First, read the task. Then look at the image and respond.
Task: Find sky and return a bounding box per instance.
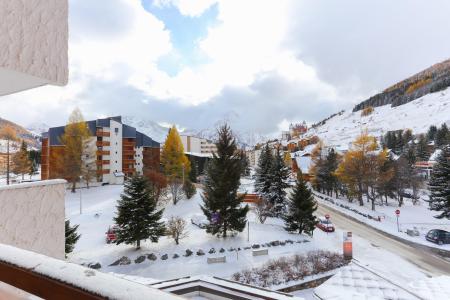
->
[2,0,450,137]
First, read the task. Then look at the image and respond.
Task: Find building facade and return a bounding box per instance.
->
[41,116,160,185]
[180,135,217,155]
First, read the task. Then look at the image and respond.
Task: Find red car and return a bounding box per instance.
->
[316,216,335,232]
[106,226,118,243]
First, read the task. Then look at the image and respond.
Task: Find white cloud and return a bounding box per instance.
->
[145,0,339,106]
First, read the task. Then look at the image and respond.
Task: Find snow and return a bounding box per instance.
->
[313,191,450,251]
[66,182,434,293]
[314,261,450,300]
[307,87,450,147]
[121,116,170,143]
[0,243,181,299]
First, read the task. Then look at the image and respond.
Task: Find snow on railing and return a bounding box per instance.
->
[0,243,182,300]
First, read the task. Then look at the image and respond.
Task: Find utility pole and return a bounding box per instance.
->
[79,176,83,214]
[6,139,10,185]
[247,220,250,242]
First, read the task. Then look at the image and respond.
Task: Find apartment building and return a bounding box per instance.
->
[180,135,217,155]
[41,116,160,185]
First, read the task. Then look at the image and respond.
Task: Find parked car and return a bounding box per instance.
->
[106,225,118,244]
[316,216,335,232]
[191,214,208,229]
[426,229,450,245]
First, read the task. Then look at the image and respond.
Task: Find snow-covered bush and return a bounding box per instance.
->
[147,253,157,261]
[231,250,346,288]
[184,249,193,257]
[134,256,146,264]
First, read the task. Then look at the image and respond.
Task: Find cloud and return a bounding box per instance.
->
[2,0,450,139]
[286,0,450,101]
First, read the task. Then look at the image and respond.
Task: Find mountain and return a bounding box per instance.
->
[353,58,450,112]
[121,116,170,144]
[26,122,50,137]
[0,117,40,152]
[307,60,450,148]
[308,87,450,148]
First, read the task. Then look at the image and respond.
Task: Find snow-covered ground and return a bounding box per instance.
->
[308,87,450,148]
[66,182,432,289]
[314,191,450,251]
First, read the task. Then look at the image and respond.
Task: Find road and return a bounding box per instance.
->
[315,201,450,276]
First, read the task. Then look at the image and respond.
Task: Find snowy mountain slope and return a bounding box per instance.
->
[307,87,450,148]
[26,122,50,137]
[121,116,170,143]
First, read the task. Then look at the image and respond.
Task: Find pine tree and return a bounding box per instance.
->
[416,134,429,161]
[200,124,249,237]
[324,148,339,196]
[161,126,190,204]
[267,147,290,216]
[428,147,450,219]
[12,140,31,180]
[65,220,81,256]
[114,175,166,249]
[284,172,317,235]
[254,144,273,197]
[428,125,438,142]
[183,179,196,199]
[435,123,450,148]
[189,156,198,183]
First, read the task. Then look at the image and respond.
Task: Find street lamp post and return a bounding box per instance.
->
[182,163,185,185]
[79,176,83,214]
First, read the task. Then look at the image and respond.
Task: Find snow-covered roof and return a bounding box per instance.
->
[150,275,304,300]
[429,149,442,162]
[185,151,213,158]
[314,261,450,300]
[294,156,312,173]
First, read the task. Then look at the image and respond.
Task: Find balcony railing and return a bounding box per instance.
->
[0,243,181,300]
[96,130,110,137]
[96,141,110,147]
[96,160,110,166]
[96,150,110,156]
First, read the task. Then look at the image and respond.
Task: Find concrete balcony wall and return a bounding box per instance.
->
[0,0,68,96]
[0,180,66,259]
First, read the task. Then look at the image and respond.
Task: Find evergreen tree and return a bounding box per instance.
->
[240,150,251,176]
[188,157,198,183]
[405,145,417,165]
[201,124,249,237]
[267,147,290,216]
[428,147,450,219]
[65,220,80,256]
[254,144,273,197]
[114,175,166,249]
[12,140,31,180]
[428,125,438,142]
[284,172,318,235]
[416,134,430,161]
[183,179,196,199]
[435,123,450,148]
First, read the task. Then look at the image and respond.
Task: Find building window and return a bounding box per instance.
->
[115,128,119,135]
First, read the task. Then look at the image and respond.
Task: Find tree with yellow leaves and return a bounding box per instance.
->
[161,125,191,204]
[0,125,17,185]
[57,108,92,192]
[335,132,379,207]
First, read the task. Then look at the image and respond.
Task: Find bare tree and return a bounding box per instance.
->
[81,138,97,188]
[166,216,188,245]
[168,178,184,205]
[254,196,272,224]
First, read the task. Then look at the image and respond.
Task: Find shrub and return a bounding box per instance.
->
[183,180,197,199]
[361,106,374,117]
[231,250,346,288]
